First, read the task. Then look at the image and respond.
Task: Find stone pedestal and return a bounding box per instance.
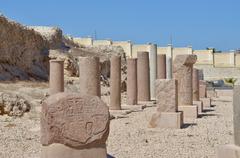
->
[157,54,166,79]
[178,105,198,119]
[137,51,150,101]
[42,144,107,158]
[127,58,138,105]
[149,44,157,100]
[149,79,183,129]
[41,93,110,158]
[49,60,64,95]
[192,68,200,101]
[110,56,121,110]
[217,144,240,158]
[193,101,203,113]
[200,98,211,108]
[149,112,183,129]
[79,57,101,97]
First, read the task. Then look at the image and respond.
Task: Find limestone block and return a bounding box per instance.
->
[41,144,107,158]
[149,112,183,129]
[178,105,198,120]
[41,93,110,148]
[200,98,211,108]
[155,79,178,112]
[193,100,203,113]
[217,144,240,158]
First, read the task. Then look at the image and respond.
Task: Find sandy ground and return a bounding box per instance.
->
[0,82,234,158]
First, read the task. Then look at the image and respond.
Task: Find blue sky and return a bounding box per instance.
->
[1,0,239,51]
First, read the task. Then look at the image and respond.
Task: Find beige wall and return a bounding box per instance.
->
[214,52,235,67]
[92,40,112,46]
[172,47,192,59]
[235,54,240,67]
[157,47,168,55]
[73,37,93,46]
[193,50,213,65]
[112,41,132,57]
[132,44,149,58]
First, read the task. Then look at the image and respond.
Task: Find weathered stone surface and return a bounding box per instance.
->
[49,60,64,95]
[155,79,178,112]
[157,54,166,79]
[199,80,207,98]
[173,55,197,106]
[137,52,150,101]
[110,56,121,110]
[127,58,138,105]
[79,57,101,97]
[217,144,240,158]
[233,85,240,146]
[41,93,110,148]
[192,68,200,101]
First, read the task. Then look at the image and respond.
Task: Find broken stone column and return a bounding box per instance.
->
[199,80,211,108]
[41,93,110,158]
[157,54,166,79]
[192,68,203,113]
[79,57,101,97]
[127,58,138,105]
[110,56,121,110]
[137,51,150,101]
[149,44,157,100]
[149,79,183,128]
[49,60,64,95]
[173,54,198,120]
[217,85,240,158]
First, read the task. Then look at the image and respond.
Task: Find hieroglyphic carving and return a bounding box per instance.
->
[41,93,110,148]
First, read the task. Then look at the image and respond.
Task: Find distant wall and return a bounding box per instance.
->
[235,54,240,67]
[93,40,112,46]
[193,50,213,65]
[73,37,93,46]
[214,53,235,67]
[172,47,192,59]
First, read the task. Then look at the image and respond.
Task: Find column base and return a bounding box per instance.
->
[193,101,203,113]
[217,144,240,158]
[149,112,183,129]
[200,98,211,108]
[41,143,107,158]
[178,105,198,120]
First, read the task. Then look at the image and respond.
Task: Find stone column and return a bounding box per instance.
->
[192,68,200,101]
[173,54,198,119]
[217,85,240,158]
[166,44,173,79]
[157,54,166,79]
[49,60,64,95]
[192,68,203,113]
[149,44,157,100]
[127,58,138,105]
[137,51,150,101]
[41,93,110,158]
[110,56,121,110]
[79,57,101,97]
